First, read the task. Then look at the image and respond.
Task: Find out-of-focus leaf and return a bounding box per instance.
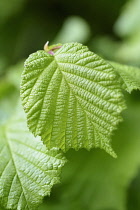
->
[91,36,120,60]
[39,93,140,210]
[0,84,18,126]
[113,0,140,66]
[114,0,140,37]
[0,61,23,125]
[0,80,13,99]
[127,169,140,210]
[6,61,24,89]
[115,32,140,65]
[53,16,90,44]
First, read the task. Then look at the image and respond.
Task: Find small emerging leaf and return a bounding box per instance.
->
[21,42,126,157]
[0,108,66,210]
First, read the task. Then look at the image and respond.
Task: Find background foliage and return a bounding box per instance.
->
[0,0,140,209]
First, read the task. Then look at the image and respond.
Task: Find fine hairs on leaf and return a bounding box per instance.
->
[0,105,66,210]
[20,42,126,158]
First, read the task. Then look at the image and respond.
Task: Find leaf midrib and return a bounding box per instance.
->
[54,59,118,137]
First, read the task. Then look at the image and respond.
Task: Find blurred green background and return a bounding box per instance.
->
[0,0,140,209]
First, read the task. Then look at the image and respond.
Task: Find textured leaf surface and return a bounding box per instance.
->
[0,109,66,210]
[111,61,140,93]
[39,96,140,210]
[21,42,126,157]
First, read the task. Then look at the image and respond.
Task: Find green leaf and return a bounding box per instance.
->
[0,61,24,126]
[0,83,19,126]
[39,95,140,210]
[110,61,140,93]
[127,170,140,210]
[21,42,126,157]
[113,34,140,66]
[114,0,140,37]
[53,16,90,44]
[0,107,66,210]
[6,61,24,89]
